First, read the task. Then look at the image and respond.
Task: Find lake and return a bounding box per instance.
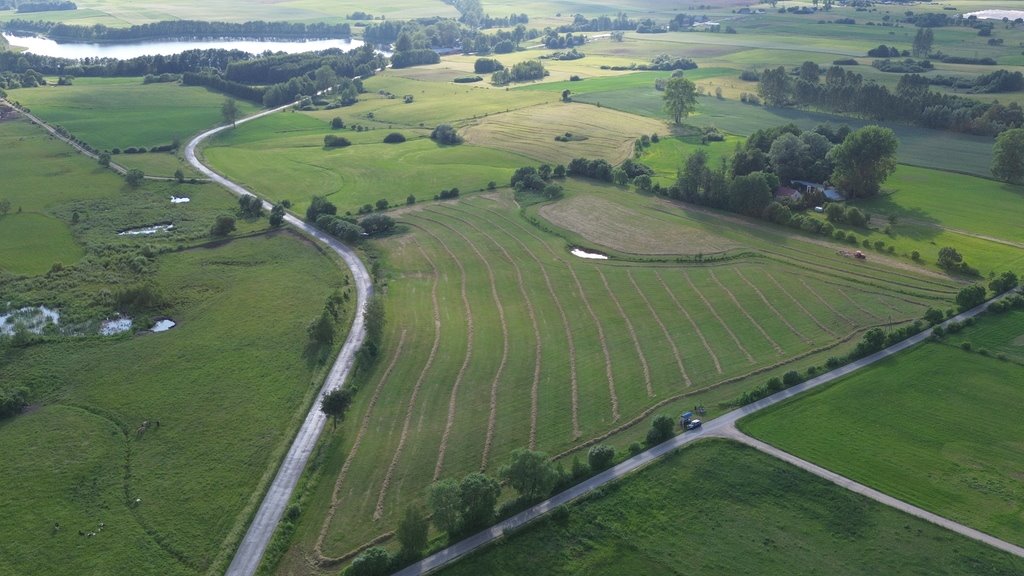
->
[1,33,366,59]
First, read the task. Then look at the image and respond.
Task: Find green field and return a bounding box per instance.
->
[741,314,1024,547]
[437,439,1024,575]
[0,118,351,575]
[272,180,960,570]
[6,77,259,150]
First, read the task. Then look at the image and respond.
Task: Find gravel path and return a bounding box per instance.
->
[184,108,373,576]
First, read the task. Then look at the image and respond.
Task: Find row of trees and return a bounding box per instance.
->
[758,63,1024,136]
[0,47,252,78]
[491,60,546,85]
[2,19,350,42]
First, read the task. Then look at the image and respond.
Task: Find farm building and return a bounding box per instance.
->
[791,180,845,202]
[774,186,803,202]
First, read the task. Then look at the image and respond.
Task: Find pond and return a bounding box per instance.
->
[170,196,190,204]
[118,223,174,236]
[1,33,366,59]
[151,319,176,332]
[570,247,609,260]
[0,306,61,335]
[99,317,133,335]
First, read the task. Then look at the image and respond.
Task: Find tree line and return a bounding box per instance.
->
[0,48,251,78]
[1,19,350,42]
[15,1,76,13]
[758,63,1024,136]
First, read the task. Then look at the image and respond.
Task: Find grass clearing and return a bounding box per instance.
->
[0,212,84,275]
[741,319,1024,547]
[436,439,1024,576]
[7,77,259,150]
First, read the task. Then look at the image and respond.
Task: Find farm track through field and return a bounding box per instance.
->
[428,207,539,464]
[836,286,881,321]
[801,278,856,327]
[597,269,654,398]
[444,205,544,450]
[415,213,508,479]
[710,269,784,355]
[569,263,620,422]
[315,329,408,555]
[765,272,837,338]
[627,270,691,387]
[655,270,722,374]
[368,238,443,526]
[735,269,810,344]
[465,200,582,438]
[682,270,756,364]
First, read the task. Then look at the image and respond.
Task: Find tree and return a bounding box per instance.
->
[210,214,236,236]
[320,387,353,430]
[221,98,239,126]
[923,307,945,325]
[308,309,335,346]
[125,168,145,187]
[956,284,986,311]
[727,172,773,217]
[937,246,963,269]
[331,116,344,129]
[588,444,615,471]
[500,449,558,501]
[767,132,809,184]
[459,472,500,531]
[989,271,1019,294]
[798,61,820,83]
[306,195,337,221]
[98,152,111,167]
[646,414,676,446]
[345,547,391,576]
[991,127,1024,183]
[663,76,697,125]
[360,213,395,235]
[912,27,934,57]
[429,478,462,536]
[0,199,10,216]
[757,66,792,107]
[561,89,571,102]
[431,123,463,145]
[269,204,285,227]
[827,126,898,198]
[396,505,429,560]
[174,168,185,183]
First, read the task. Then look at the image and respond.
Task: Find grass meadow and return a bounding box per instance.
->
[741,313,1024,547]
[436,440,1024,576]
[275,181,959,569]
[0,117,351,575]
[7,77,259,150]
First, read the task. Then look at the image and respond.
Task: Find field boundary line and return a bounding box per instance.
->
[800,278,856,327]
[765,272,837,338]
[421,208,511,470]
[467,200,582,438]
[361,237,443,531]
[735,268,810,344]
[683,270,756,363]
[836,286,882,320]
[443,205,545,452]
[627,270,691,387]
[655,270,722,373]
[710,269,784,355]
[598,268,654,397]
[314,329,407,553]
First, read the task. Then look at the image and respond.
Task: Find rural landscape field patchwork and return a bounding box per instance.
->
[2,0,1024,575]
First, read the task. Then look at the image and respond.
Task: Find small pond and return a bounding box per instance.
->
[170,196,190,204]
[151,319,176,332]
[118,223,174,236]
[570,247,609,260]
[0,306,61,335]
[99,317,133,335]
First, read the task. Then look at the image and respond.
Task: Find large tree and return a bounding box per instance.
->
[991,127,1024,183]
[396,505,429,559]
[757,66,792,107]
[221,98,239,126]
[767,132,809,185]
[428,478,462,537]
[663,76,697,125]
[499,449,558,501]
[459,472,500,531]
[912,27,934,57]
[320,387,352,429]
[827,125,898,198]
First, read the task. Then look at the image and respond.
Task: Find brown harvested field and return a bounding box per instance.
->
[461,102,665,166]
[539,191,738,255]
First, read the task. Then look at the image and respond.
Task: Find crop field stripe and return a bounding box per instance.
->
[369,237,444,522]
[800,278,857,327]
[681,270,756,364]
[315,329,408,555]
[821,279,931,309]
[627,270,692,387]
[709,269,784,355]
[429,207,539,463]
[418,212,510,477]
[734,268,810,344]
[764,272,838,338]
[836,286,882,321]
[466,200,581,438]
[654,270,722,374]
[569,263,620,421]
[597,268,654,398]
[446,204,545,449]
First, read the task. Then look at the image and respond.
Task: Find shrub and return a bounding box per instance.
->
[588,444,615,471]
[345,547,392,576]
[383,132,406,144]
[453,75,483,83]
[955,284,986,311]
[645,415,675,445]
[431,124,463,145]
[628,441,644,456]
[324,134,351,148]
[782,371,802,386]
[210,214,236,237]
[330,116,344,129]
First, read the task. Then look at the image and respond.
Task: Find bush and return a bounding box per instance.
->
[125,168,145,187]
[474,58,504,73]
[345,547,392,576]
[453,75,483,83]
[210,214,236,237]
[782,371,802,386]
[330,116,344,129]
[383,132,406,144]
[955,285,986,311]
[645,414,675,446]
[360,213,395,235]
[628,441,644,456]
[324,134,351,148]
[431,124,463,145]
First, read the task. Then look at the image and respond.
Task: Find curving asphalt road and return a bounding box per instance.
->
[184,109,372,576]
[393,289,1024,576]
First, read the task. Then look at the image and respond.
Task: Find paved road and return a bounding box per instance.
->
[184,109,373,576]
[393,290,1023,576]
